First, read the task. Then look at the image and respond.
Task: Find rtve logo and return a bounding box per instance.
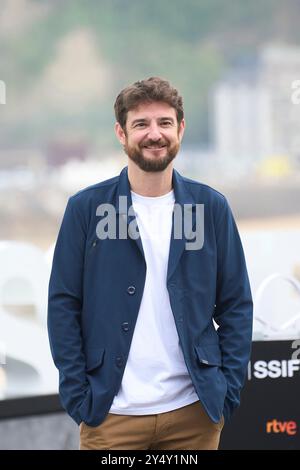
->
[248,359,300,379]
[266,419,297,436]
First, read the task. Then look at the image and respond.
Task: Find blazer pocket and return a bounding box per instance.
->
[194,344,222,367]
[85,347,105,373]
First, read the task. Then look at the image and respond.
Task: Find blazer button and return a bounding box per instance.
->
[116,357,124,368]
[127,285,136,295]
[122,322,129,332]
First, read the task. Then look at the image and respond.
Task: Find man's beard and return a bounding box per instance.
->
[124,138,180,172]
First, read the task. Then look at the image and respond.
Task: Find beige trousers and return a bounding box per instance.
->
[79,400,224,450]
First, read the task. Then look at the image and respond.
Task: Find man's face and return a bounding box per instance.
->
[115,101,185,172]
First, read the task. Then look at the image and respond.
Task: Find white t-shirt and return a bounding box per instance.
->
[109,189,199,415]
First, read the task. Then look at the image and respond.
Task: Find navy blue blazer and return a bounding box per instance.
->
[47,166,253,427]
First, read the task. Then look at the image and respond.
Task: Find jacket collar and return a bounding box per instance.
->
[116,165,196,209]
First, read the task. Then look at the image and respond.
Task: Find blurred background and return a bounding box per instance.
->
[0,0,300,449]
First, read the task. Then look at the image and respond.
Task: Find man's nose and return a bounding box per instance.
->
[147,123,161,140]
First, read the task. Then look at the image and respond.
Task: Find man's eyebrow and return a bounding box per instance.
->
[131,118,147,126]
[130,116,175,126]
[159,116,175,122]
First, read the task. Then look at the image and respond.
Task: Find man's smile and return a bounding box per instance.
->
[143,144,167,150]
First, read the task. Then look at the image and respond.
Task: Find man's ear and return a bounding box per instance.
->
[178,118,185,142]
[115,122,126,145]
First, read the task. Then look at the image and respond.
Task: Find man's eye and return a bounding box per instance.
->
[161,121,172,126]
[135,123,146,128]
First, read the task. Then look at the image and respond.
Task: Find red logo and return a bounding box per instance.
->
[266,419,297,435]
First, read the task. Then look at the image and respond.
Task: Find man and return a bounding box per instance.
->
[48,77,253,450]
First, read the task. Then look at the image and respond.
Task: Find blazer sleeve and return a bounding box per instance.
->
[214,196,253,422]
[47,195,88,425]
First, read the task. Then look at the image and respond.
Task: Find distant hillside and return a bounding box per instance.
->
[1,0,300,148]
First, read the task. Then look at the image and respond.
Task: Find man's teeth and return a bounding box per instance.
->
[145,145,166,148]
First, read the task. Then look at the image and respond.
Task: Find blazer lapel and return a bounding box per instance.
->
[116,167,145,259]
[167,169,197,282]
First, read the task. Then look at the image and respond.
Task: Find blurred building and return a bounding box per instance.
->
[212,45,300,173]
[45,138,89,167]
